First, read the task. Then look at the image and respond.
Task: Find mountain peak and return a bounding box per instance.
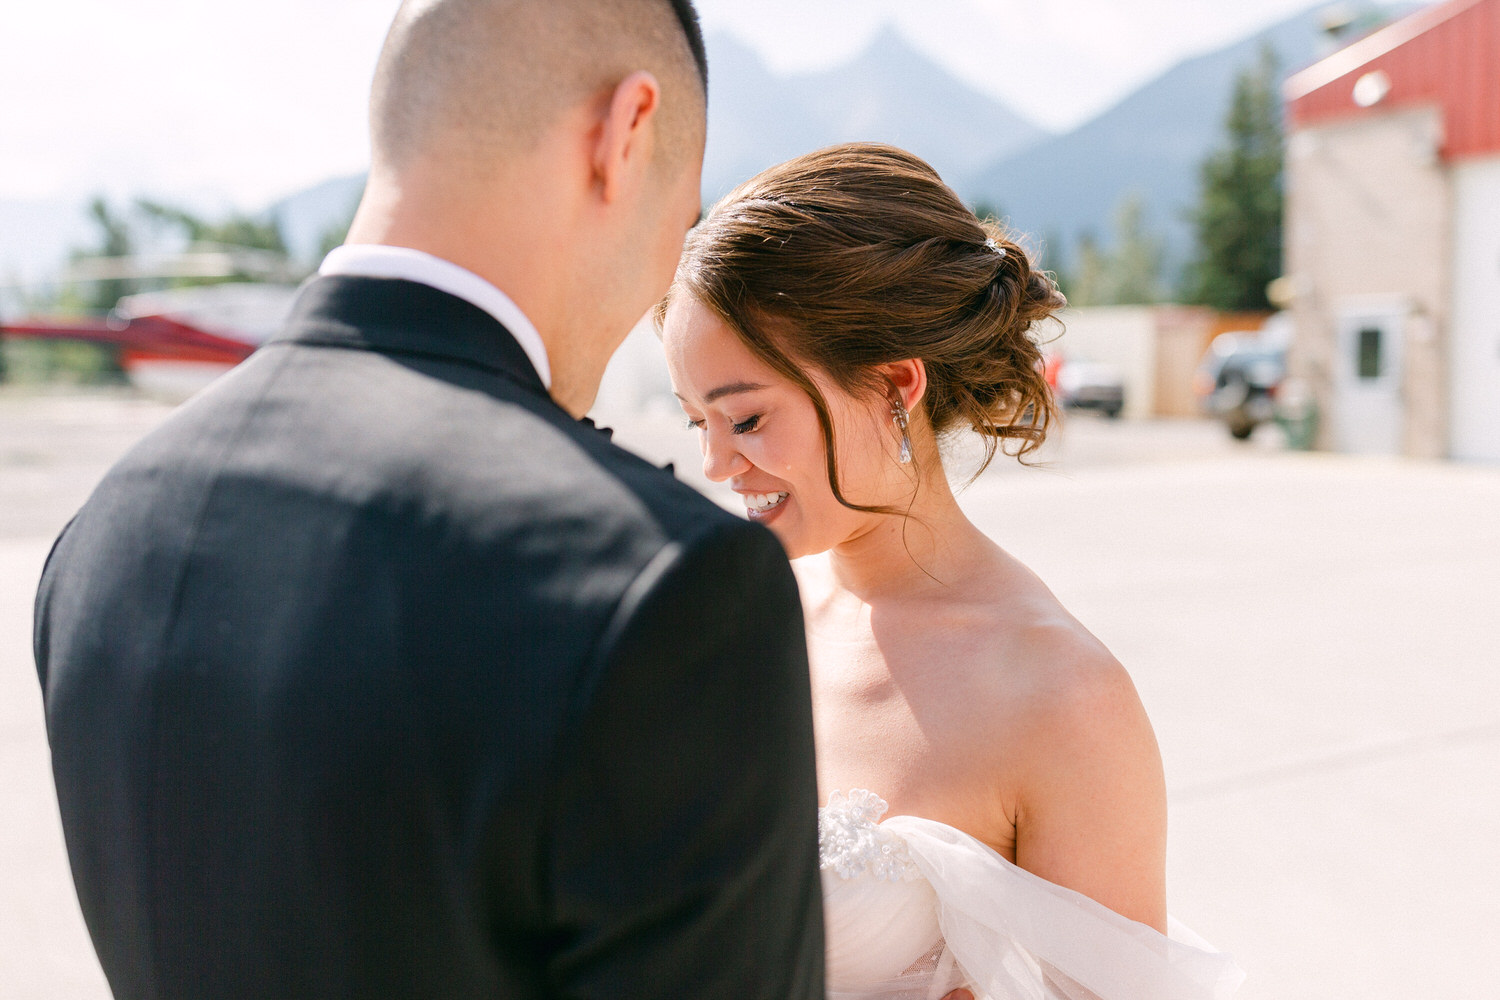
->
[864,23,918,56]
[849,24,948,76]
[699,28,1048,199]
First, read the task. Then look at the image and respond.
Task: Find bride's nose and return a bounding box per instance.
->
[700,426,752,482]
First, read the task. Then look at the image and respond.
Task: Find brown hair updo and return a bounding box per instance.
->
[660,142,1065,511]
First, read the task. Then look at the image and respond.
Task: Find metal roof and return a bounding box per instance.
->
[1284,0,1500,161]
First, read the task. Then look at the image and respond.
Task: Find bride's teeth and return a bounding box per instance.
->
[744,491,788,511]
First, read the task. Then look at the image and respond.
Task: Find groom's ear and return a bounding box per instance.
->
[590,71,662,204]
[882,359,928,414]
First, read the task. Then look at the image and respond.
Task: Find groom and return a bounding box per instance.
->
[33,1,825,997]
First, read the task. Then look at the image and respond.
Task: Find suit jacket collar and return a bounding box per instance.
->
[274,275,550,398]
[317,245,551,387]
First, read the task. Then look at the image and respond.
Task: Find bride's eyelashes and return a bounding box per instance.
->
[680,414,762,434]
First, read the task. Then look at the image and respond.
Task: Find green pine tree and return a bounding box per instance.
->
[135,198,288,254]
[971,200,1006,226]
[1183,45,1283,311]
[75,196,137,312]
[1100,194,1164,305]
[1057,194,1164,307]
[1062,231,1105,307]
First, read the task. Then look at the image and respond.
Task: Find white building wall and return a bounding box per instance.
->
[1450,155,1500,462]
[1284,107,1451,458]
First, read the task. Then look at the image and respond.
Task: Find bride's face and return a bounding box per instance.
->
[662,295,900,558]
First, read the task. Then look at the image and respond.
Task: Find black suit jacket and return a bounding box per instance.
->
[34,276,825,999]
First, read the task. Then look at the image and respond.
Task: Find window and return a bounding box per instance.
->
[1357,326,1383,380]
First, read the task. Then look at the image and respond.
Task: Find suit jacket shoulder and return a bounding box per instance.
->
[33,275,823,999]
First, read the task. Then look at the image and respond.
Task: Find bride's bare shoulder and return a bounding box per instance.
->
[898,551,1161,863]
[964,550,1149,745]
[977,561,1168,927]
[1005,619,1146,743]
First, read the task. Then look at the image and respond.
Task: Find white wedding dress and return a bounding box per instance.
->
[819,790,1244,1000]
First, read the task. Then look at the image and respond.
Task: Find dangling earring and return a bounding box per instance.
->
[891,400,913,465]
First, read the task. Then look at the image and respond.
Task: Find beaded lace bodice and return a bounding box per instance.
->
[818,789,921,883]
[817,790,951,995]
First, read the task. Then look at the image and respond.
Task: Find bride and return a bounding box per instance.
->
[659,143,1244,999]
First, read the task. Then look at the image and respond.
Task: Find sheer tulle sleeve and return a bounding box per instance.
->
[883,815,1244,1000]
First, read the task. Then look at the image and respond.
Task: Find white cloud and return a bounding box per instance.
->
[2,0,398,207]
[1,0,1425,210]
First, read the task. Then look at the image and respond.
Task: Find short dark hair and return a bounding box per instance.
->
[664,0,708,93]
[370,0,707,173]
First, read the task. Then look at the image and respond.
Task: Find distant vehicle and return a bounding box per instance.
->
[1,283,297,401]
[1056,358,1125,419]
[1195,329,1288,440]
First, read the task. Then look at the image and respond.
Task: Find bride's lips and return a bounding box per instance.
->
[738,489,791,523]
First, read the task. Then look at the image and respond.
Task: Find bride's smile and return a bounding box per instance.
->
[664,292,924,560]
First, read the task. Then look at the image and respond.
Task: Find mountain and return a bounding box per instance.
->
[265,29,1054,260]
[701,28,1050,201]
[4,6,1425,290]
[794,28,1049,185]
[698,34,829,203]
[269,173,366,264]
[966,1,1420,273]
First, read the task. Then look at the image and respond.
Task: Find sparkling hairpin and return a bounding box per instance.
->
[984,237,1007,258]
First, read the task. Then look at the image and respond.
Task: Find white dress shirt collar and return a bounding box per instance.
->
[319,244,552,389]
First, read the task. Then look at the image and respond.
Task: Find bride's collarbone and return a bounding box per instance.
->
[807,634,1051,861]
[813,657,1028,833]
[806,605,1037,699]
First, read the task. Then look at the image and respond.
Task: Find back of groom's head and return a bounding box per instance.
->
[369,0,707,179]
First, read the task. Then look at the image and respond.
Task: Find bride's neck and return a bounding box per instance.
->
[824,466,986,602]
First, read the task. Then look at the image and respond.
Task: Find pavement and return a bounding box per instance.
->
[3,387,1498,999]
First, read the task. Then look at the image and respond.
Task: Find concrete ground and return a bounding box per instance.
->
[3,387,1497,999]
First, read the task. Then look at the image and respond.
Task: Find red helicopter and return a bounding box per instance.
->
[2,252,301,400]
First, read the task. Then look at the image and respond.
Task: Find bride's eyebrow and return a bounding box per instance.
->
[678,381,770,404]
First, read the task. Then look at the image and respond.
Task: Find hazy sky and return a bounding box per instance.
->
[2,0,1335,210]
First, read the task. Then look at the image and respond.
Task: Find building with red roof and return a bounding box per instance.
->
[1282,0,1500,459]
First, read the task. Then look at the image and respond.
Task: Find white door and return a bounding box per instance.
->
[1333,299,1406,455]
[1451,158,1500,462]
